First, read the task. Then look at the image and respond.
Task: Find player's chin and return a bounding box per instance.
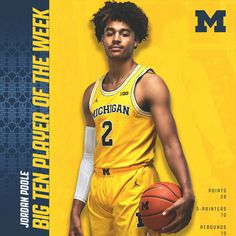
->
[109,53,127,60]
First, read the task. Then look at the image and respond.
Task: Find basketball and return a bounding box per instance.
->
[139,182,182,232]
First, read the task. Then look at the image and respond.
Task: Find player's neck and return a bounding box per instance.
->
[107,59,136,83]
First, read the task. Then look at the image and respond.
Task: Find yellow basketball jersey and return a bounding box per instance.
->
[89,64,156,169]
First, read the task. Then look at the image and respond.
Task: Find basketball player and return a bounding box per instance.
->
[69,1,195,236]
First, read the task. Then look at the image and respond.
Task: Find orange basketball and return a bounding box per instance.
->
[139,182,182,232]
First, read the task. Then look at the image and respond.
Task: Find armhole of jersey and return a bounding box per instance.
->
[89,80,100,113]
[131,68,153,117]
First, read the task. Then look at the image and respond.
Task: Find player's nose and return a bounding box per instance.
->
[113,32,121,42]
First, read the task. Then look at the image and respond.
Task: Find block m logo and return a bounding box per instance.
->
[195,10,226,32]
[141,201,149,210]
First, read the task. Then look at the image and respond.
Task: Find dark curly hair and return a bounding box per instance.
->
[91,1,148,43]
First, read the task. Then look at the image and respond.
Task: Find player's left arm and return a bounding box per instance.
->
[141,73,195,234]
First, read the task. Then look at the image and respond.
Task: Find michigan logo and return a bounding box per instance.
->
[195,10,226,32]
[141,201,149,210]
[135,212,144,227]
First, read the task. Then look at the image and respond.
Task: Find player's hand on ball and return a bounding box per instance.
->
[160,193,195,234]
[69,214,84,236]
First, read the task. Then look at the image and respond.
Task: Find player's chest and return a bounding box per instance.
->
[91,94,132,121]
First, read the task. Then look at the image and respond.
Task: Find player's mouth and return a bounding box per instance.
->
[109,45,123,51]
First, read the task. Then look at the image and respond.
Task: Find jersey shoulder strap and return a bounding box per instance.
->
[88,79,101,112]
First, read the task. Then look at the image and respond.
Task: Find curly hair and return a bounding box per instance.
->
[91,1,148,43]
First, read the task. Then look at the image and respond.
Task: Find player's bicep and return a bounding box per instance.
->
[83,83,95,127]
[145,76,179,147]
[151,102,178,147]
[84,106,94,127]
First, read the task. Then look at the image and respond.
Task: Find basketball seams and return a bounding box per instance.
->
[142,186,160,194]
[139,182,181,231]
[141,195,175,204]
[142,212,163,217]
[142,183,181,199]
[158,183,181,199]
[141,211,176,218]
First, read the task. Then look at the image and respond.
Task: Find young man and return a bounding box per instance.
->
[69,1,195,236]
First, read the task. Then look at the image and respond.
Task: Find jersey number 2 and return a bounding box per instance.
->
[102,121,113,146]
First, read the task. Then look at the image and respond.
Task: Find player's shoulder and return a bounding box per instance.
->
[83,82,96,99]
[83,82,96,108]
[139,70,169,96]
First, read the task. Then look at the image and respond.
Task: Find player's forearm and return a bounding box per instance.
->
[73,126,95,203]
[71,199,86,217]
[163,141,194,197]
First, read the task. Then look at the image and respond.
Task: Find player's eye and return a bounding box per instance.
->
[122,33,129,37]
[121,31,130,37]
[105,31,113,36]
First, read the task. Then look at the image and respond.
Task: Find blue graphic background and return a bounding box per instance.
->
[0,0,49,235]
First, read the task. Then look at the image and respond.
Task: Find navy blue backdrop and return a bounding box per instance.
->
[0,0,49,235]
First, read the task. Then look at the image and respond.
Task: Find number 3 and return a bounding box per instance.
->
[102,121,113,146]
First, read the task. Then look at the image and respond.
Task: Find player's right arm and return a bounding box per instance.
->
[69,83,95,236]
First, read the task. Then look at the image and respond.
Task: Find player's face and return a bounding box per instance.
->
[101,20,138,60]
